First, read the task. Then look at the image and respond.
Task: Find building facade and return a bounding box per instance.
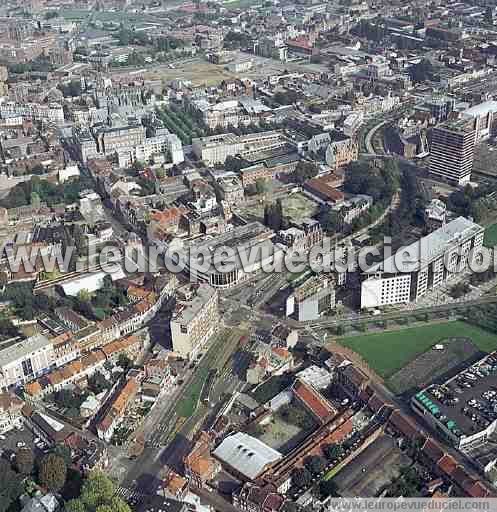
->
[361,217,484,309]
[429,119,475,185]
[286,275,336,321]
[170,284,220,360]
[0,335,55,390]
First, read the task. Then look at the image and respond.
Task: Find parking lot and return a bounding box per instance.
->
[421,354,497,439]
[0,423,49,461]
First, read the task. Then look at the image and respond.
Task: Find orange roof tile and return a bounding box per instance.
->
[437,454,457,476]
[271,347,292,360]
[293,380,335,422]
[25,381,42,396]
[465,481,490,498]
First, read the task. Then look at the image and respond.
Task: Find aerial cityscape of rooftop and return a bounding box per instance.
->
[4,0,497,510]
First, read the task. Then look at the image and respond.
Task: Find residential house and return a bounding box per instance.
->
[184,431,221,488]
[96,376,140,442]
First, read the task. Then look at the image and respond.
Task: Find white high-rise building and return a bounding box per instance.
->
[361,217,484,309]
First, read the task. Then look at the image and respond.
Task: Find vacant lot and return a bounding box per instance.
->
[252,402,317,453]
[484,223,497,247]
[387,337,482,395]
[144,61,236,87]
[283,193,320,221]
[256,416,301,453]
[333,435,410,497]
[237,192,319,222]
[339,321,497,380]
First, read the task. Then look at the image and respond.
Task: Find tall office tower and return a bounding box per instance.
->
[429,118,476,185]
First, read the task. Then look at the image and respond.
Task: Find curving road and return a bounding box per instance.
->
[364,120,388,155]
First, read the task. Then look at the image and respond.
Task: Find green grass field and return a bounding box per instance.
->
[484,223,497,247]
[339,321,497,379]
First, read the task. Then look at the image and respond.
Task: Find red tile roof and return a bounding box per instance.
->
[287,36,313,50]
[437,454,457,476]
[327,417,353,444]
[304,175,345,203]
[293,380,336,423]
[465,481,491,498]
[451,465,473,490]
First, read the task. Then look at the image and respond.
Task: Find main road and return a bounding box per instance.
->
[303,294,497,329]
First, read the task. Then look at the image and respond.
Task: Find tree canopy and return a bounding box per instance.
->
[77,472,131,512]
[292,467,312,488]
[0,176,87,209]
[409,59,434,83]
[292,161,319,184]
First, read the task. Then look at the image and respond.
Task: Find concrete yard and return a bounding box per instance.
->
[257,417,302,453]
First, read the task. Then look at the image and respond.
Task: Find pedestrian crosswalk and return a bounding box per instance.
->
[115,487,145,507]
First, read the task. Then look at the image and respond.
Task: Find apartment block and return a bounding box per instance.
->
[325,136,359,171]
[170,284,220,360]
[95,124,146,155]
[0,393,24,433]
[286,275,335,321]
[361,217,484,309]
[0,334,55,390]
[429,118,475,185]
[192,131,289,166]
[117,132,184,168]
[0,102,64,125]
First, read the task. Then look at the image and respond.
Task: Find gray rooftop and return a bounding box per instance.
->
[172,284,217,325]
[0,334,52,368]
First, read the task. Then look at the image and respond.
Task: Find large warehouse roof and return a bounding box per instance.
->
[212,432,282,480]
[59,267,125,296]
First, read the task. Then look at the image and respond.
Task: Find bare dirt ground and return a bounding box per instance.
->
[387,337,482,395]
[144,62,236,87]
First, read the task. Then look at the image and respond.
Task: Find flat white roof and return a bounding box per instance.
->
[463,100,497,118]
[60,267,125,296]
[38,412,65,432]
[0,334,51,368]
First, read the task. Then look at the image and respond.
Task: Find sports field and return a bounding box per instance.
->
[339,321,497,380]
[484,222,497,247]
